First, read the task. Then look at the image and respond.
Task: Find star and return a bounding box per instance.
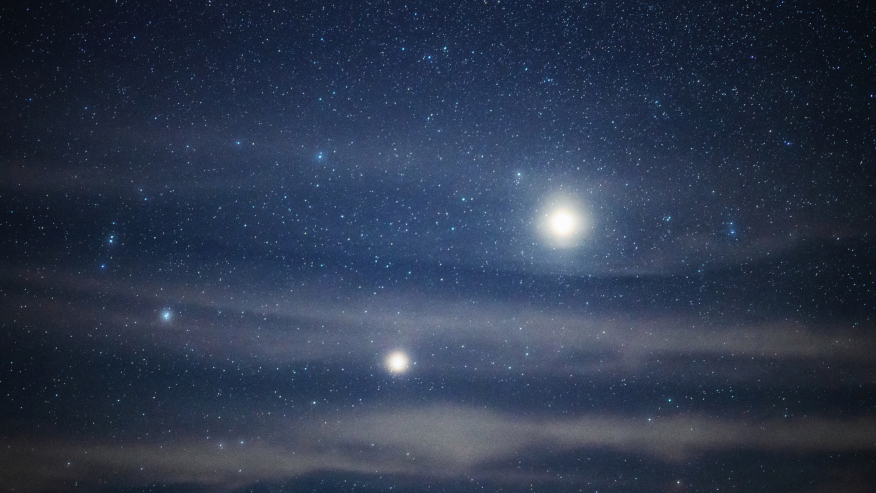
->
[539,197,590,249]
[549,209,576,237]
[386,351,410,373]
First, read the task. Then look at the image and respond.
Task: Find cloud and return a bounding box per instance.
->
[5,405,876,491]
[4,264,874,374]
[314,405,876,464]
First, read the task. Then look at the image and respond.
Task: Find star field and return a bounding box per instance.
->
[1,1,875,492]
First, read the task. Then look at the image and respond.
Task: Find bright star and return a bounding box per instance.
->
[161,310,172,322]
[538,195,591,249]
[386,351,409,373]
[549,209,576,237]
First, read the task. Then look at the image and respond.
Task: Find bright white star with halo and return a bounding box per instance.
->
[549,209,577,237]
[538,194,591,249]
[386,351,410,373]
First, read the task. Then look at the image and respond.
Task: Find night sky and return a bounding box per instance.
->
[2,1,875,491]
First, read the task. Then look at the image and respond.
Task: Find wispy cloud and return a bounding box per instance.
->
[5,405,876,491]
[5,264,874,374]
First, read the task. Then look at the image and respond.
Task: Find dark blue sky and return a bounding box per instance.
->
[1,1,875,491]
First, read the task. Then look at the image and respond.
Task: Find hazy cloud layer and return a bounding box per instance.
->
[5,405,876,491]
[5,264,874,374]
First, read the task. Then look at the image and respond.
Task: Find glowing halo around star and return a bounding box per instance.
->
[386,351,410,373]
[537,195,591,249]
[549,208,577,237]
